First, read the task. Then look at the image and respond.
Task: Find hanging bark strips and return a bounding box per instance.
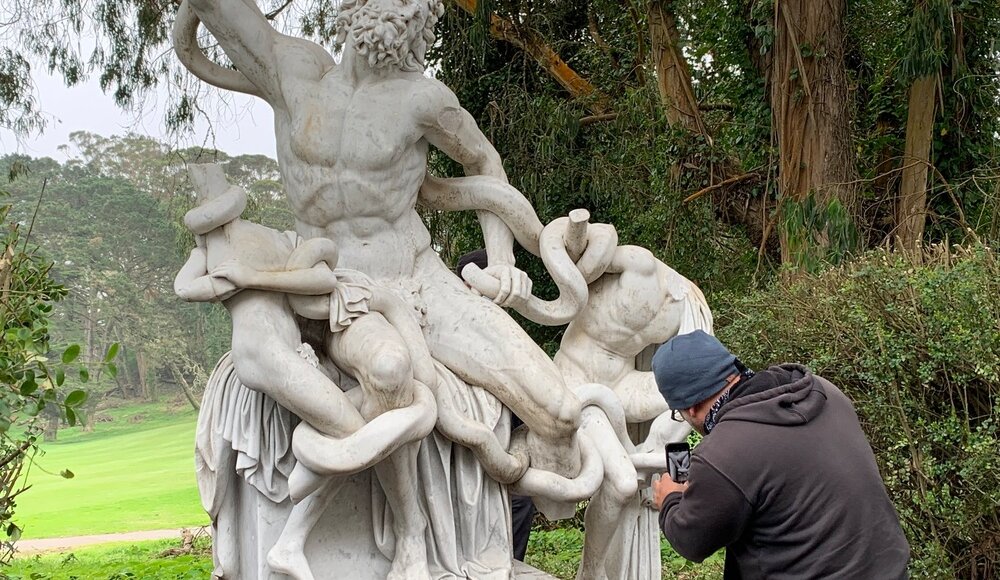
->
[770,0,857,263]
[648,0,708,137]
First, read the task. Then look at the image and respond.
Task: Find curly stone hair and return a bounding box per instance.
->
[334,0,446,72]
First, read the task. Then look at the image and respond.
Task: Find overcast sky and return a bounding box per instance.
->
[0,67,278,162]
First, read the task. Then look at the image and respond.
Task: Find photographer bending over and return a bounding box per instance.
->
[651,330,909,579]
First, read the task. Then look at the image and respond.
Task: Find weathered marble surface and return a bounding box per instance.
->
[172,0,713,578]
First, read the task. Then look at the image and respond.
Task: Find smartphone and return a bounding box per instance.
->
[665,442,691,483]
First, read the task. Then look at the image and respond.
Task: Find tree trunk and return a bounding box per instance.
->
[84,309,95,363]
[81,393,100,433]
[115,328,140,398]
[169,363,201,411]
[646,1,775,251]
[897,74,937,255]
[648,1,708,136]
[135,349,150,400]
[770,0,858,265]
[0,243,13,304]
[43,415,59,442]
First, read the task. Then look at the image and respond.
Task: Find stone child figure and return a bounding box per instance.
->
[554,244,713,580]
[176,0,588,478]
[173,164,438,579]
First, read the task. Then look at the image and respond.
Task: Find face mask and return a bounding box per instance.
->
[702,389,731,434]
[703,367,755,434]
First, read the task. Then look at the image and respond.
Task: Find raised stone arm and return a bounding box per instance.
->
[173,0,262,97]
[175,0,331,108]
[422,173,622,325]
[415,83,543,309]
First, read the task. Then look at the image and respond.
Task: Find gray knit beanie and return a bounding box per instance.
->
[652,330,738,410]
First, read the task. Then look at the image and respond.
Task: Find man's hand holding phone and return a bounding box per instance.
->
[652,442,691,510]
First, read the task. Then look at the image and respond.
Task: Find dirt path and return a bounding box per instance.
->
[15,527,210,556]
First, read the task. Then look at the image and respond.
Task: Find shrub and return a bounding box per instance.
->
[0,199,90,565]
[714,244,1000,578]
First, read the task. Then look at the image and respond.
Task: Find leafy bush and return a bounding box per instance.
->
[0,198,90,564]
[714,244,1000,578]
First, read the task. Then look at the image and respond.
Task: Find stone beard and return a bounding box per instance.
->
[335,0,445,72]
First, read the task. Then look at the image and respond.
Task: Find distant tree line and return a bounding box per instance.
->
[1,132,294,440]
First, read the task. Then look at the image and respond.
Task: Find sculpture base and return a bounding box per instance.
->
[224,470,392,579]
[218,438,516,579]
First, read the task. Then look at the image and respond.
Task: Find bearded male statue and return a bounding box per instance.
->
[172,0,617,578]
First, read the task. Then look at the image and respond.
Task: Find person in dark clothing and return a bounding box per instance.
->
[456,249,536,561]
[650,330,910,579]
[508,412,537,561]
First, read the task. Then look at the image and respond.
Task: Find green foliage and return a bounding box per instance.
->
[715,243,1000,578]
[429,4,759,283]
[900,0,953,80]
[427,0,1000,277]
[780,194,859,272]
[6,537,213,579]
[525,527,584,579]
[0,192,98,564]
[0,47,39,135]
[525,528,724,579]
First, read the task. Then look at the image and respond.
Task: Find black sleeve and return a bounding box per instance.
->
[658,455,752,562]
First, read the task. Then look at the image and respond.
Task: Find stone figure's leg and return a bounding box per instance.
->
[370,287,530,483]
[326,313,418,419]
[367,288,438,388]
[266,476,348,580]
[374,444,430,580]
[577,407,638,580]
[326,314,431,579]
[232,331,366,438]
[420,271,584,477]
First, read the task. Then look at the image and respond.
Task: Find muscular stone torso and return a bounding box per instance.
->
[557,257,685,387]
[271,45,436,281]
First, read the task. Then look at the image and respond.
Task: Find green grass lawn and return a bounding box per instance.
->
[7,538,213,579]
[17,401,208,539]
[7,531,722,580]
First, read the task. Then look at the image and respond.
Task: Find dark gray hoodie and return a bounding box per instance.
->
[659,364,909,579]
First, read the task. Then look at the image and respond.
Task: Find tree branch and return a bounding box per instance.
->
[0,440,33,470]
[449,0,609,114]
[684,172,761,203]
[264,0,295,20]
[579,113,619,126]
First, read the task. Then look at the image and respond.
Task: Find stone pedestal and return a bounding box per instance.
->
[229,471,390,579]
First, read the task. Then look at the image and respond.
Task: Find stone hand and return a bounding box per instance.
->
[481,264,532,308]
[211,259,258,288]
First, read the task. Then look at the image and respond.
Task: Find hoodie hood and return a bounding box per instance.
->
[717,364,828,426]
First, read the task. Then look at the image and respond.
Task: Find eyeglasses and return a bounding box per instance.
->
[670,409,684,422]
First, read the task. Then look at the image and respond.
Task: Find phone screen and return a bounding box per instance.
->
[665,442,691,483]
